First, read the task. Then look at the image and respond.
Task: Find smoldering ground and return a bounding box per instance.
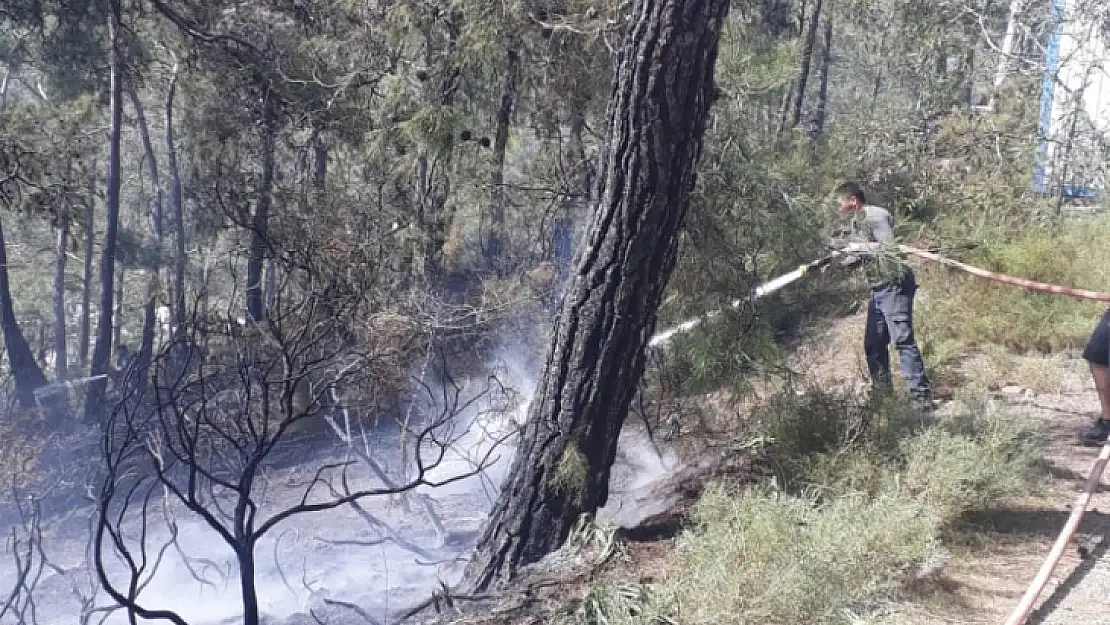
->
[0,348,677,625]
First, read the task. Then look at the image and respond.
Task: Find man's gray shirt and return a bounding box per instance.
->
[830,205,909,285]
[858,205,895,244]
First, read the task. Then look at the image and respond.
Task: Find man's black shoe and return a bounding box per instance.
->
[1079,417,1110,447]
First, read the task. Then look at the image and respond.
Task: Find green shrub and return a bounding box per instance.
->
[748,384,929,486]
[604,390,1048,625]
[752,386,861,459]
[662,484,939,625]
[901,412,1046,524]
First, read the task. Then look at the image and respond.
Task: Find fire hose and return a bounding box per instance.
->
[650,245,1110,349]
[648,245,1110,625]
[892,246,1110,624]
[899,245,1110,302]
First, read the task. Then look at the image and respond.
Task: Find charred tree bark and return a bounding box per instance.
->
[813,5,834,136]
[130,86,163,394]
[78,178,94,372]
[165,69,186,335]
[135,275,156,394]
[238,545,260,625]
[130,88,163,240]
[870,31,887,114]
[0,214,49,409]
[246,95,277,323]
[86,0,124,421]
[462,0,730,592]
[53,207,70,381]
[113,267,123,358]
[484,45,520,275]
[791,0,823,128]
[312,130,327,190]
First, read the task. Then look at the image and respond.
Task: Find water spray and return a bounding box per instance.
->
[33,374,108,403]
[648,253,838,349]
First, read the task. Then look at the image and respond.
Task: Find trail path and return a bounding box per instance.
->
[917,383,1110,625]
[1002,386,1110,625]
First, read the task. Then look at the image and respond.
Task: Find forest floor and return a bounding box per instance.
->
[435,306,1110,625]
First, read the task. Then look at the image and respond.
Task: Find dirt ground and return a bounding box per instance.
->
[888,374,1110,625]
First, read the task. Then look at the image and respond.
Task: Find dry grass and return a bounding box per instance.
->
[955,346,1067,395]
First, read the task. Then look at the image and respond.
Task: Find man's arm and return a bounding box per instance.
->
[831,211,892,268]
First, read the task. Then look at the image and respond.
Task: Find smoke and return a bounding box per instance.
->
[0,343,543,625]
[1,295,686,625]
[416,347,537,503]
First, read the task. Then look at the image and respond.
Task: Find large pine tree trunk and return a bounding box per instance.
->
[990,0,1024,108]
[78,178,94,372]
[484,45,520,275]
[963,46,976,107]
[85,0,123,420]
[870,30,887,114]
[551,94,592,281]
[813,3,834,136]
[413,10,461,279]
[461,0,730,592]
[113,267,124,356]
[0,214,49,409]
[312,129,327,190]
[165,69,186,335]
[129,86,163,395]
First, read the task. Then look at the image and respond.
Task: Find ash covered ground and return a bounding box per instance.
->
[0,356,676,625]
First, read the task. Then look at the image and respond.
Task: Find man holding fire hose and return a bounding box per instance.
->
[825,182,1110,442]
[827,181,934,407]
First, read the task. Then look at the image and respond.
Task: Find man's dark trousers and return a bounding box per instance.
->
[864,272,931,399]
